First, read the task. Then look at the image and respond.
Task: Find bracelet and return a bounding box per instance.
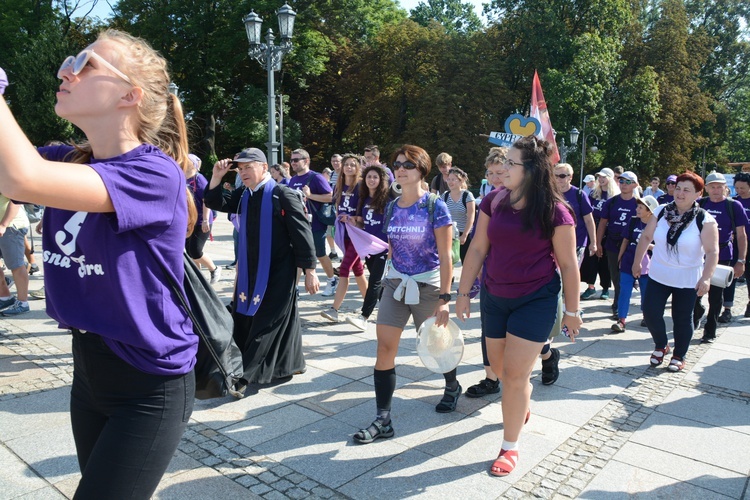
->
[563,309,582,318]
[739,259,746,264]
[457,292,471,297]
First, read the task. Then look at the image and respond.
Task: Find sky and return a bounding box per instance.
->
[81,0,489,22]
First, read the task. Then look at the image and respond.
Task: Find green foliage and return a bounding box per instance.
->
[410,0,483,33]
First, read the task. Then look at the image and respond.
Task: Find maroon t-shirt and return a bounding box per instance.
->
[480,190,575,298]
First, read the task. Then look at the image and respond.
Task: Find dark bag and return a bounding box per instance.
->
[309,201,337,226]
[161,253,245,400]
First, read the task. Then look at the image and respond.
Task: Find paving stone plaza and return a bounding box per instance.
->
[1,217,749,499]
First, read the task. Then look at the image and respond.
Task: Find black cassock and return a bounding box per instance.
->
[204,180,316,384]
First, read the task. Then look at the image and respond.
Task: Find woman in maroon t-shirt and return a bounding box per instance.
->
[456,136,582,477]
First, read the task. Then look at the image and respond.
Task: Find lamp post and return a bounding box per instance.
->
[558,128,580,163]
[569,116,600,188]
[244,3,296,165]
[168,82,179,96]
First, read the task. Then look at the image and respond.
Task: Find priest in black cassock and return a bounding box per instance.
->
[205,148,319,384]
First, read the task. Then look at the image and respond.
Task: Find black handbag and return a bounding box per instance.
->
[309,201,337,226]
[160,252,245,400]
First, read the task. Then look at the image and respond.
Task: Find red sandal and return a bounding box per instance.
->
[649,346,670,367]
[490,448,518,477]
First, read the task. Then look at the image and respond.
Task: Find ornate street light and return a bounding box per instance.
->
[243,3,296,165]
[168,82,179,96]
[572,116,601,188]
[558,127,581,163]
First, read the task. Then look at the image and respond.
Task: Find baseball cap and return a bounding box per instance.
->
[666,175,677,183]
[596,168,614,178]
[620,171,638,183]
[637,195,658,213]
[583,174,595,183]
[235,147,267,163]
[705,171,726,184]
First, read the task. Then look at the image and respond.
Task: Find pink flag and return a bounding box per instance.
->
[530,70,560,164]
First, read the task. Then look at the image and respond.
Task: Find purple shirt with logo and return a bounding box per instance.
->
[619,217,650,274]
[288,170,333,232]
[562,186,592,248]
[360,196,388,243]
[37,144,197,376]
[601,195,639,253]
[480,191,575,298]
[336,183,360,217]
[734,195,750,230]
[701,198,749,261]
[386,193,451,275]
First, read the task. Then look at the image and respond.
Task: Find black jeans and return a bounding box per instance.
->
[361,250,388,319]
[70,330,194,499]
[643,277,697,359]
[606,249,621,310]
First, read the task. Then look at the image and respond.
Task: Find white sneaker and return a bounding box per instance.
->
[322,277,338,297]
[209,266,222,284]
[346,314,367,331]
[321,307,340,322]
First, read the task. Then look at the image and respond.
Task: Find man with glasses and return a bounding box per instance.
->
[288,148,338,296]
[597,171,640,321]
[657,175,677,204]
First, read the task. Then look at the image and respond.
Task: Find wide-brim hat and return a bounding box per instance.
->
[637,195,658,213]
[416,317,464,374]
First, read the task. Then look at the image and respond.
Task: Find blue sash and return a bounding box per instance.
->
[236,179,276,316]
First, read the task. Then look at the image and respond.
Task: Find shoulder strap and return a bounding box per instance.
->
[628,216,639,239]
[698,196,707,208]
[442,191,450,203]
[725,198,736,233]
[461,190,469,208]
[382,196,399,234]
[427,192,439,224]
[697,208,705,232]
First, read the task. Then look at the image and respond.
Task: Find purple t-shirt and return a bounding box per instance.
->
[37,144,197,376]
[562,186,592,248]
[481,191,575,298]
[360,196,388,243]
[590,191,609,220]
[735,196,750,230]
[601,195,638,253]
[187,172,213,225]
[701,198,750,261]
[288,170,333,232]
[657,193,674,204]
[336,183,360,217]
[619,217,650,274]
[386,193,452,275]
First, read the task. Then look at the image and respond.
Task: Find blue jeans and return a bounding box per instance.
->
[643,277,697,359]
[617,272,649,321]
[70,330,194,499]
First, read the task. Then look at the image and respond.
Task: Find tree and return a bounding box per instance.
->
[410,0,483,33]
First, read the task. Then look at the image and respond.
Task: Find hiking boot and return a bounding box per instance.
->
[541,348,560,385]
[580,288,596,300]
[600,289,610,300]
[323,277,338,297]
[321,307,340,322]
[718,309,732,323]
[0,300,30,316]
[465,378,500,398]
[610,320,626,333]
[209,266,222,284]
[345,314,367,331]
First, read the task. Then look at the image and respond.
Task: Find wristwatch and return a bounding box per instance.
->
[563,309,582,318]
[438,293,452,303]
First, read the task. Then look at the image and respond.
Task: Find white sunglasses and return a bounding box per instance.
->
[58,49,132,84]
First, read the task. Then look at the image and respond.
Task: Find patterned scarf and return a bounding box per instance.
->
[663,200,699,254]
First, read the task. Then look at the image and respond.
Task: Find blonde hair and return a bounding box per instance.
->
[555,163,574,176]
[67,29,196,234]
[436,152,453,167]
[484,147,508,168]
[592,175,620,200]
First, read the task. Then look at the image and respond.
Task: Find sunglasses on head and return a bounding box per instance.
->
[618,178,634,185]
[58,49,132,84]
[393,161,417,170]
[555,173,570,179]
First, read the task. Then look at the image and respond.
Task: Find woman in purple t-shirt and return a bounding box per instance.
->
[353,145,455,445]
[0,31,198,497]
[321,153,368,322]
[186,153,222,284]
[346,164,392,331]
[456,136,582,477]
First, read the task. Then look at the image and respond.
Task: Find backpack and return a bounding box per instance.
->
[442,190,470,209]
[382,192,440,234]
[698,197,735,234]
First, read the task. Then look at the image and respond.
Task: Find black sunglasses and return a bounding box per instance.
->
[393,161,417,170]
[290,158,306,163]
[555,173,570,179]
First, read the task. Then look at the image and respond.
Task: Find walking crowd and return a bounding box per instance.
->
[1,29,749,498]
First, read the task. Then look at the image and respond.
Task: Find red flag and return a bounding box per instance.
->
[530,70,560,164]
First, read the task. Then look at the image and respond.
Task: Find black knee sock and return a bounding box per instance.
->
[374,368,396,423]
[443,368,458,391]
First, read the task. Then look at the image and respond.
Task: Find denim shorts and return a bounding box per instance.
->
[0,226,28,270]
[481,273,561,343]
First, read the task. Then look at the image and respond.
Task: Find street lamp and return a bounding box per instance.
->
[558,127,580,163]
[168,82,179,96]
[244,3,296,165]
[570,115,600,188]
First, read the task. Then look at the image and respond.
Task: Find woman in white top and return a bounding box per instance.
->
[632,172,718,371]
[443,167,476,263]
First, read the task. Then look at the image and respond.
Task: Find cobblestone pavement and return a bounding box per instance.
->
[1,217,749,499]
